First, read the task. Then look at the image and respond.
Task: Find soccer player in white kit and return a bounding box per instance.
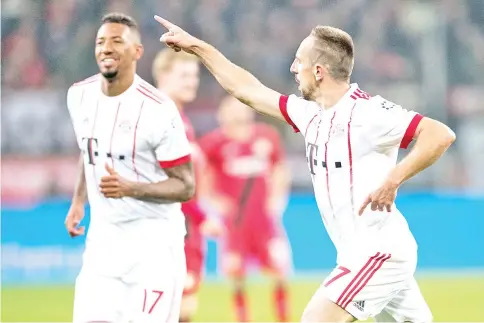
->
[64,13,194,323]
[154,17,456,322]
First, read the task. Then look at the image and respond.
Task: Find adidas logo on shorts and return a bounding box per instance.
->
[353,300,365,312]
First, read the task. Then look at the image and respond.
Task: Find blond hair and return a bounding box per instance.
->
[310,26,354,81]
[152,48,199,85]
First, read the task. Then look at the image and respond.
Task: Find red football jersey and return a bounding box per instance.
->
[199,123,284,223]
[180,112,205,245]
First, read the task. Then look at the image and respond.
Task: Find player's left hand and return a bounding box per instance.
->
[358,179,399,215]
[99,163,134,198]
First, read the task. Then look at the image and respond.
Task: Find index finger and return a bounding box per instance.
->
[358,195,371,216]
[154,15,175,30]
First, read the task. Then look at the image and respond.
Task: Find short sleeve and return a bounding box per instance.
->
[279,94,319,134]
[154,103,192,168]
[366,97,423,150]
[66,86,82,149]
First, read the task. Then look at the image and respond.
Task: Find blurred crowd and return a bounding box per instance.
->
[2,0,484,195]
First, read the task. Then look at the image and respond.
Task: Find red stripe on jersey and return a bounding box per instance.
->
[341,254,391,309]
[336,252,381,307]
[324,111,337,216]
[137,87,162,104]
[90,100,100,182]
[347,103,357,214]
[138,83,167,101]
[305,114,318,137]
[350,87,371,100]
[132,101,145,180]
[159,154,191,169]
[109,102,121,166]
[72,74,100,87]
[79,89,85,106]
[279,95,300,133]
[400,113,423,149]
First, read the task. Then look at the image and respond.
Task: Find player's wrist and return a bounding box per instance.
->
[190,38,210,56]
[386,169,404,188]
[71,197,86,207]
[124,181,141,198]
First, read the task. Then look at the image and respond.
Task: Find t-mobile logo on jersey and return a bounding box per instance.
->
[81,137,125,165]
[306,142,343,174]
[307,142,319,175]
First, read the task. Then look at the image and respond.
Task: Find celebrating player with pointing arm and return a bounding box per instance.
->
[154,15,455,323]
[65,13,194,323]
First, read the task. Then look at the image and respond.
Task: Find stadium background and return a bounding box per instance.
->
[2,0,484,321]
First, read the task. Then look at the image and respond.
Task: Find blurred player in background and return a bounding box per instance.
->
[156,16,455,323]
[65,13,194,323]
[199,96,292,322]
[152,48,221,323]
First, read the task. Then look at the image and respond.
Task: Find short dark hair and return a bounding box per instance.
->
[310,26,354,81]
[101,12,139,31]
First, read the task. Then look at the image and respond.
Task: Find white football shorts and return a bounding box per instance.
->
[73,220,186,323]
[308,252,433,322]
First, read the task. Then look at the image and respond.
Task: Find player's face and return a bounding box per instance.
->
[95,23,142,80]
[290,37,319,101]
[159,60,200,103]
[218,99,255,127]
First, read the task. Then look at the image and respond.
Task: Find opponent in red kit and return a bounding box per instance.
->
[199,96,293,322]
[152,48,221,323]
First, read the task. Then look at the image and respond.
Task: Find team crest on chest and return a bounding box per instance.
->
[331,123,346,136]
[118,119,133,132]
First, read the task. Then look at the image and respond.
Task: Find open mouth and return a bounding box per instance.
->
[101,57,117,68]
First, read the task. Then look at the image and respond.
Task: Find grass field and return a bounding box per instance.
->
[2,276,484,322]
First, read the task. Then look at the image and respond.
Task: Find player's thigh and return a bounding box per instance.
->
[130,243,187,323]
[375,278,433,323]
[318,252,412,321]
[302,288,356,322]
[259,235,293,277]
[220,230,247,278]
[73,269,126,323]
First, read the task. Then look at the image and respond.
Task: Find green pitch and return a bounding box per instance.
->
[2,276,484,322]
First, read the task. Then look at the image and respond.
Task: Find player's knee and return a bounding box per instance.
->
[268,238,292,273]
[180,294,198,320]
[222,253,243,278]
[183,272,197,292]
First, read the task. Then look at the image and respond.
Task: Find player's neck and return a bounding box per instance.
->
[173,100,185,112]
[101,72,135,97]
[316,82,351,110]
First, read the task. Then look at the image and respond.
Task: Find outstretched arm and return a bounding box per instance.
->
[154,16,285,122]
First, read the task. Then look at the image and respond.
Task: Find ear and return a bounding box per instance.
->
[135,44,144,61]
[313,63,327,82]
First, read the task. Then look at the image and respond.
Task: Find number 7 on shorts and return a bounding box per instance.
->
[324,266,351,287]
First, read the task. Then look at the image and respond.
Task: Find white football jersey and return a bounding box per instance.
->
[67,74,191,242]
[279,84,423,260]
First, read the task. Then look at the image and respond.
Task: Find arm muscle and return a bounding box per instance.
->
[130,162,195,202]
[191,41,285,121]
